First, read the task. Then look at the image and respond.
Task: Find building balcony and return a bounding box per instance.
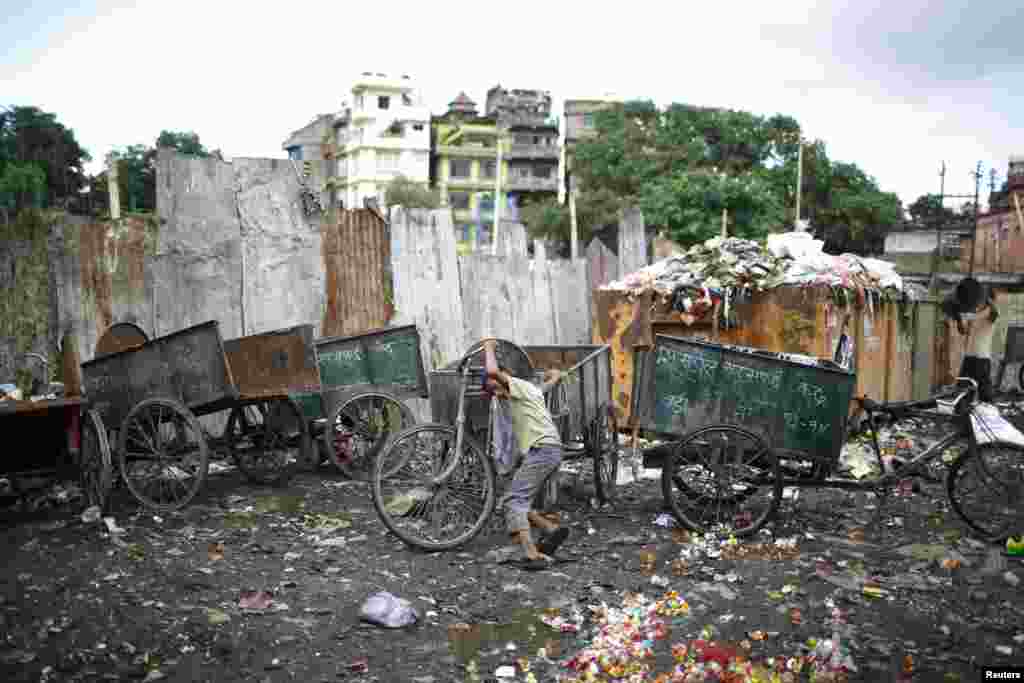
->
[436,144,499,159]
[498,112,555,128]
[505,176,559,192]
[445,176,499,190]
[505,144,560,160]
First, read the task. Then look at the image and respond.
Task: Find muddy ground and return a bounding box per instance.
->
[1,443,1023,683]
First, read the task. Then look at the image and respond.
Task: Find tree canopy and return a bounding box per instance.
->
[384,174,441,209]
[0,105,91,215]
[535,100,903,255]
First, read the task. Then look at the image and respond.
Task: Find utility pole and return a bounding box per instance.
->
[935,161,946,277]
[969,161,982,276]
[492,126,504,255]
[794,140,804,231]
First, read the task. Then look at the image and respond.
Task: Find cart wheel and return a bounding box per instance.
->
[227,398,309,485]
[947,442,1024,543]
[324,392,415,481]
[661,425,781,538]
[117,398,209,512]
[589,404,620,505]
[371,423,496,551]
[79,409,113,511]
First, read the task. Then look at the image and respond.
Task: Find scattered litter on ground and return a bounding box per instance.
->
[359,592,419,628]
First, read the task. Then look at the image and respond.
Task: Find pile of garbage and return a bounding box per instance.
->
[601,232,911,325]
[553,590,855,682]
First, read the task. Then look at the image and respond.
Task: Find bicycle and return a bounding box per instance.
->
[369,339,618,551]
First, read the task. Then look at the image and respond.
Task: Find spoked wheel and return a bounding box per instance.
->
[117,398,209,511]
[324,392,415,481]
[661,425,781,537]
[371,423,496,551]
[589,403,620,505]
[226,398,309,485]
[79,409,113,511]
[947,442,1024,542]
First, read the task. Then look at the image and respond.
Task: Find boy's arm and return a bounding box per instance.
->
[482,338,511,390]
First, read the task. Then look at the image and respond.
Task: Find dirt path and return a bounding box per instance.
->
[1,457,1022,682]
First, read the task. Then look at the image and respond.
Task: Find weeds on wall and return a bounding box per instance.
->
[0,209,58,391]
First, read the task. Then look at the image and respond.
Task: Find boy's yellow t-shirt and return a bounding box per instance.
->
[506,377,561,453]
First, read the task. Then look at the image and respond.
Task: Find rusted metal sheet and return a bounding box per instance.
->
[223,324,321,400]
[82,320,237,428]
[95,322,149,357]
[78,219,151,339]
[592,290,655,424]
[321,209,393,339]
[0,396,85,417]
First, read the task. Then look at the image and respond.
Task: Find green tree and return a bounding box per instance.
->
[0,105,91,209]
[811,162,903,255]
[384,174,440,209]
[907,194,956,226]
[0,161,47,219]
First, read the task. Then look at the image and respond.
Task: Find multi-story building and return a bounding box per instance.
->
[282,114,335,162]
[431,92,510,250]
[332,73,432,209]
[484,86,561,209]
[280,74,432,209]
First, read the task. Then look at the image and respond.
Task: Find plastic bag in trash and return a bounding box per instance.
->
[359,592,419,628]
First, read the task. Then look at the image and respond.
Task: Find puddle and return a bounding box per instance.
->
[445,608,573,664]
[253,495,306,514]
[224,512,257,529]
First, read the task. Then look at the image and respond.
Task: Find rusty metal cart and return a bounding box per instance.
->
[370,338,618,551]
[291,324,428,480]
[81,321,318,511]
[219,324,320,485]
[0,397,112,512]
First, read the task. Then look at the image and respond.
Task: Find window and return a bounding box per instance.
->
[533,165,553,179]
[402,93,413,106]
[480,160,496,179]
[513,165,531,179]
[413,123,424,131]
[378,96,390,110]
[449,192,470,209]
[514,134,532,146]
[287,146,302,161]
[376,151,399,174]
[583,113,594,127]
[449,159,471,178]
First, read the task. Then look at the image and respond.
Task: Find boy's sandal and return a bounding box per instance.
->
[537,527,570,557]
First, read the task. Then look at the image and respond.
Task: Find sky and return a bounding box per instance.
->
[2,0,1021,212]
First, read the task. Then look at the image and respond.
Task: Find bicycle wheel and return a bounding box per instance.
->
[324,392,415,480]
[79,408,113,511]
[947,442,1024,542]
[226,399,307,485]
[117,398,209,511]
[661,425,781,537]
[371,423,496,551]
[590,403,620,504]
